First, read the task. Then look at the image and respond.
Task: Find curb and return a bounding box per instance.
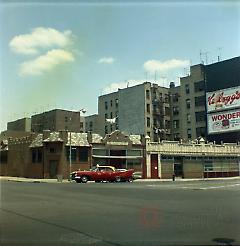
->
[1,176,239,184]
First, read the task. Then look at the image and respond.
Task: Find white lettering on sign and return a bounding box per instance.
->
[206,86,240,112]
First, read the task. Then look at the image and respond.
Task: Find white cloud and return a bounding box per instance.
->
[19,49,74,76]
[143,59,190,72]
[103,80,146,94]
[9,27,73,55]
[98,57,115,64]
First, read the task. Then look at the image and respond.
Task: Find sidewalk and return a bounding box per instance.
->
[1,176,239,184]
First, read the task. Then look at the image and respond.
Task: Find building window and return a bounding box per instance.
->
[195,111,205,122]
[186,99,191,109]
[65,116,68,122]
[165,107,170,116]
[173,106,179,115]
[173,120,179,129]
[115,99,119,108]
[187,114,191,123]
[49,147,56,153]
[185,84,190,94]
[146,90,150,100]
[165,120,170,129]
[105,125,108,134]
[196,127,206,137]
[164,94,169,103]
[105,101,108,110]
[105,113,108,119]
[194,80,205,92]
[147,117,150,127]
[110,112,113,118]
[66,147,77,162]
[79,147,88,162]
[32,149,42,163]
[195,96,205,107]
[187,128,191,139]
[172,93,179,102]
[146,104,150,113]
[110,100,113,107]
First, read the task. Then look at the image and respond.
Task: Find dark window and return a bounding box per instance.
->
[172,93,179,102]
[110,100,113,107]
[195,96,206,107]
[79,147,88,162]
[187,128,191,139]
[146,90,150,99]
[105,113,108,119]
[165,120,170,129]
[115,99,119,108]
[173,106,179,115]
[194,81,205,92]
[196,127,206,137]
[66,147,77,162]
[146,104,150,113]
[49,147,55,153]
[105,101,108,110]
[105,125,108,134]
[110,112,113,118]
[65,116,68,122]
[165,107,170,116]
[195,111,205,122]
[185,84,190,94]
[186,99,191,109]
[147,117,150,127]
[0,152,7,163]
[32,149,42,163]
[164,94,169,103]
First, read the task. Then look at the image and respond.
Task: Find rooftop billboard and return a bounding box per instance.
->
[207,108,240,134]
[206,86,240,113]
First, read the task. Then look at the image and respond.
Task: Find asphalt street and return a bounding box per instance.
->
[1,179,240,245]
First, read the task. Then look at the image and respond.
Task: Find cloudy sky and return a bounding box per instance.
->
[0,0,239,131]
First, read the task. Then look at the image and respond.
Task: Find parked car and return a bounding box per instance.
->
[71,165,134,183]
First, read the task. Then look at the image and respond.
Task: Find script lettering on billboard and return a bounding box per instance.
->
[207,86,240,112]
[208,109,240,134]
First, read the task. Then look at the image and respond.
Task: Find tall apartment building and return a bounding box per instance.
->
[31,109,85,133]
[96,82,171,141]
[170,56,240,142]
[170,64,206,141]
[89,57,239,143]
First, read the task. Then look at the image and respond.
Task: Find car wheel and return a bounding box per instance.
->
[75,179,81,183]
[115,176,121,182]
[128,177,133,182]
[81,176,89,183]
[95,180,101,183]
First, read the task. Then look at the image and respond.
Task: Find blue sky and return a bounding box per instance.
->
[0,0,239,131]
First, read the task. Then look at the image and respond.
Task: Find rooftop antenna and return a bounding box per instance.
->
[154,71,157,83]
[205,51,209,65]
[217,47,222,62]
[200,50,204,64]
[161,76,166,87]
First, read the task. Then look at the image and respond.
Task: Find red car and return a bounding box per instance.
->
[71,165,134,183]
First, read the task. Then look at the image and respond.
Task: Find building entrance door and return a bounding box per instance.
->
[174,163,183,177]
[49,160,58,178]
[151,154,159,179]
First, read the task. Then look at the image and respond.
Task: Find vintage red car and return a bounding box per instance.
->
[71,165,134,183]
